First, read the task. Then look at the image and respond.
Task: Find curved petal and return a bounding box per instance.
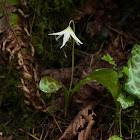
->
[48,28,67,36]
[69,27,83,45]
[60,32,70,49]
[75,41,80,45]
[56,35,63,41]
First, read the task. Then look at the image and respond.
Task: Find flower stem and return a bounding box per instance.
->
[119,106,122,137]
[68,20,75,94]
[65,20,75,116]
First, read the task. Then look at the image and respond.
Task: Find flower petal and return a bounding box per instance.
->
[56,35,63,41]
[48,28,66,36]
[69,27,83,45]
[75,41,80,45]
[60,32,70,49]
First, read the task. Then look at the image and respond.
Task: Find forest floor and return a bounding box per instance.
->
[0,0,140,140]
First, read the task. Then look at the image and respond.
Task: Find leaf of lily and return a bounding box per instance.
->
[90,68,120,106]
[39,76,64,94]
[70,76,93,100]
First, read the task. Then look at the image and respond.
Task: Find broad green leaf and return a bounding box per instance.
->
[39,76,63,94]
[71,76,93,99]
[124,44,140,98]
[90,68,119,104]
[108,135,123,140]
[101,53,117,70]
[117,92,135,109]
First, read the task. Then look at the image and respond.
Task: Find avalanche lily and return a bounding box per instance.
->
[48,20,83,116]
[48,26,83,49]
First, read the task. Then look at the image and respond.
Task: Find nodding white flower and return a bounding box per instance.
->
[48,26,83,49]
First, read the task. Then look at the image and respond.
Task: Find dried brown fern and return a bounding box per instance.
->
[0,0,47,112]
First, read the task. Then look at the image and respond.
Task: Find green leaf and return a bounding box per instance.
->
[121,66,129,76]
[117,92,135,109]
[71,76,93,99]
[124,44,140,98]
[108,135,123,140]
[39,76,64,94]
[101,54,117,70]
[118,66,128,78]
[90,68,119,105]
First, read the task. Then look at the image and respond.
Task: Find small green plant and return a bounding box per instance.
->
[108,135,123,140]
[101,53,117,70]
[40,20,83,116]
[40,22,140,137]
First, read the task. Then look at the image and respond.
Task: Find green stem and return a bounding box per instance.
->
[119,106,122,137]
[68,21,75,94]
[65,20,75,116]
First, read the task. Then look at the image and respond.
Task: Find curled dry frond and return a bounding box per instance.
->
[59,102,96,140]
[0,1,47,112]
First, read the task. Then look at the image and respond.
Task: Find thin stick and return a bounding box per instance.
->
[88,40,105,72]
[30,3,37,35]
[18,128,40,140]
[108,25,137,42]
[80,12,94,35]
[43,129,49,140]
[74,49,90,56]
[39,128,44,140]
[53,117,63,134]
[108,25,127,37]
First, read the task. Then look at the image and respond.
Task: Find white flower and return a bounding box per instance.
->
[48,26,83,49]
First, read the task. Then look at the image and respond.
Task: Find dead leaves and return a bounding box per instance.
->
[0,0,47,112]
[59,103,96,140]
[0,132,11,140]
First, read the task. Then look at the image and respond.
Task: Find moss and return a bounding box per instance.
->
[24,0,84,68]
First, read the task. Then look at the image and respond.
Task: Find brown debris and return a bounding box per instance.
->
[0,1,47,112]
[41,68,72,87]
[105,35,131,70]
[59,102,97,140]
[0,132,11,140]
[0,136,11,140]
